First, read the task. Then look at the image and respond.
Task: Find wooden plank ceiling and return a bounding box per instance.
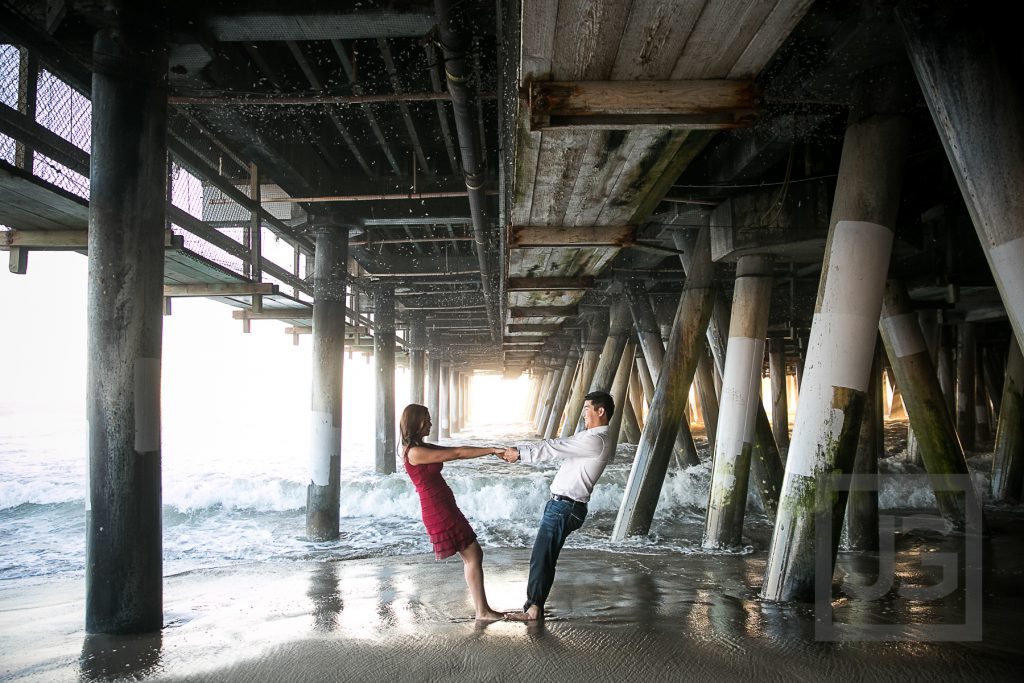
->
[507,0,814,355]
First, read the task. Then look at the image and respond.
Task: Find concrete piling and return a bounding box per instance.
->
[545,346,580,438]
[408,316,426,405]
[956,323,977,450]
[761,80,909,601]
[561,308,609,436]
[769,338,790,450]
[427,355,441,440]
[374,286,396,474]
[703,255,774,549]
[899,0,1024,355]
[845,339,883,551]
[307,216,349,542]
[612,225,717,540]
[439,362,451,439]
[879,280,972,526]
[991,338,1024,502]
[625,279,701,467]
[85,25,168,634]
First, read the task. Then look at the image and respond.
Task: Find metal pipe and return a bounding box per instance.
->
[435,0,499,343]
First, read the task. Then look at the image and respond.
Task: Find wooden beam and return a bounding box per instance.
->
[528,80,757,131]
[510,225,635,248]
[506,276,594,291]
[232,309,312,321]
[503,335,549,344]
[164,283,278,297]
[509,305,578,318]
[285,326,312,335]
[507,324,563,333]
[1,229,180,249]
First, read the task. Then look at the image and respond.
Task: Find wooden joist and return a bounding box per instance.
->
[508,305,578,318]
[503,335,549,344]
[528,80,757,131]
[1,229,180,249]
[510,225,635,248]
[232,308,312,321]
[507,276,594,291]
[507,323,563,333]
[164,283,279,297]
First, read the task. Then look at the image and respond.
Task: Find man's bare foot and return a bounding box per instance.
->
[476,608,504,622]
[506,606,543,622]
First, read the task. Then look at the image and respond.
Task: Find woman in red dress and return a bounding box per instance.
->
[400,403,504,621]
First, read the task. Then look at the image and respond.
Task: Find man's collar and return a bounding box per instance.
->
[587,424,610,433]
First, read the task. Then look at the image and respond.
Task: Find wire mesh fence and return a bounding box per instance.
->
[1,41,309,295]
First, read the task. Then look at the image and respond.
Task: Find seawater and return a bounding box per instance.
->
[0,408,997,582]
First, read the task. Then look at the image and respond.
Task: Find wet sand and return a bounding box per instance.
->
[2,510,1023,682]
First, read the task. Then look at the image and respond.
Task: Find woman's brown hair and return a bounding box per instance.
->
[399,404,431,460]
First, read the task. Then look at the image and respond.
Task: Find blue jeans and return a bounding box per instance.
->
[525,497,587,611]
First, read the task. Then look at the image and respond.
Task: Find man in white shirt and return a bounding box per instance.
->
[501,391,616,621]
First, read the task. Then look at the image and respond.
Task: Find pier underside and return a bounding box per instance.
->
[1,0,1022,642]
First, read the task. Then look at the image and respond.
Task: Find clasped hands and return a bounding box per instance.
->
[491,446,519,463]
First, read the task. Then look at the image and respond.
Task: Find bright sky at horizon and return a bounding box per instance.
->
[0,251,532,468]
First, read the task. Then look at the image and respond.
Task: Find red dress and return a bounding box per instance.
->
[404,455,477,559]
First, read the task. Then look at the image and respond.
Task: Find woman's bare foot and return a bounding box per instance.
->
[506,605,543,622]
[476,608,504,622]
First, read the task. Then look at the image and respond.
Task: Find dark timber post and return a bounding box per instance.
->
[612,226,717,540]
[561,309,608,436]
[879,280,971,526]
[956,323,977,450]
[545,346,580,438]
[625,280,700,467]
[992,338,1024,501]
[761,73,910,602]
[374,286,396,474]
[899,0,1024,355]
[581,300,631,434]
[703,255,773,549]
[307,213,348,542]
[427,350,441,440]
[845,339,883,551]
[439,361,451,439]
[769,338,790,450]
[409,315,426,405]
[526,370,543,422]
[86,25,168,634]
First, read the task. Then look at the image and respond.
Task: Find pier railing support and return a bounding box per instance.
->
[991,338,1024,502]
[612,225,717,540]
[879,280,972,526]
[703,255,773,549]
[899,0,1024,355]
[561,309,608,436]
[956,323,977,450]
[86,25,168,634]
[307,214,349,541]
[374,285,396,474]
[761,76,910,601]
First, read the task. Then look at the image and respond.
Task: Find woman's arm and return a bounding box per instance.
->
[407,443,503,465]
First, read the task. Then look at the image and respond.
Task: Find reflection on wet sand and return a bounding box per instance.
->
[79,631,162,681]
[2,515,1022,681]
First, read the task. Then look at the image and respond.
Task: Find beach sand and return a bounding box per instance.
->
[2,510,1023,682]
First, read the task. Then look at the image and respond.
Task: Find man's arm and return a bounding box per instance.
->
[504,432,602,465]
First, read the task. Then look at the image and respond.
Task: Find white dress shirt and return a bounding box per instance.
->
[517,425,614,503]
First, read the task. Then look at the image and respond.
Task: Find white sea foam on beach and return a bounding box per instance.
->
[0,408,1000,581]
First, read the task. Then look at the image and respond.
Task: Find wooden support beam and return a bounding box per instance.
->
[510,225,636,248]
[509,305,579,318]
[507,323,564,333]
[506,276,594,291]
[528,80,757,131]
[232,308,312,321]
[503,335,549,344]
[1,229,179,249]
[285,326,312,335]
[164,283,278,297]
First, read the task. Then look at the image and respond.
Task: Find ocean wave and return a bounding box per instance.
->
[0,480,83,509]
